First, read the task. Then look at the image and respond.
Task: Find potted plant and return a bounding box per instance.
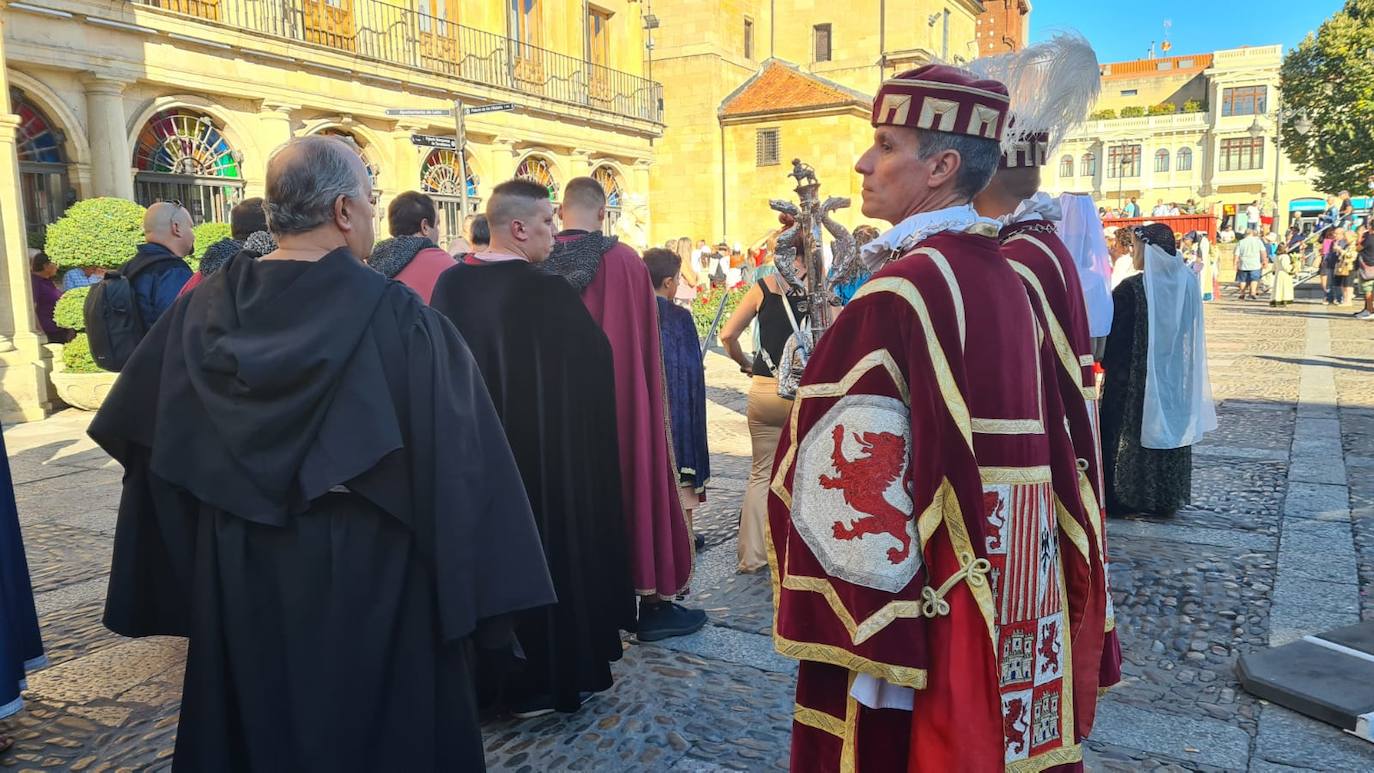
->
[43,197,146,410]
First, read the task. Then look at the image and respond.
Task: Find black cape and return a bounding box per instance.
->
[431,260,635,713]
[89,248,555,771]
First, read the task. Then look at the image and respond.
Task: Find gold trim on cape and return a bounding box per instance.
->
[912,247,966,348]
[972,417,1045,435]
[794,704,847,737]
[981,465,1053,484]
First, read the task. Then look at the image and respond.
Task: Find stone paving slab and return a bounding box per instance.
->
[1089,701,1251,770]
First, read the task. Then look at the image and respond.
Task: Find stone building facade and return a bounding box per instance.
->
[0,0,663,421]
[1046,45,1323,225]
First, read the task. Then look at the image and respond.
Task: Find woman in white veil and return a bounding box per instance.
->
[1099,223,1217,517]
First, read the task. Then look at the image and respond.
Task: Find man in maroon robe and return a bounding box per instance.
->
[970,34,1123,729]
[541,177,705,641]
[768,64,1107,772]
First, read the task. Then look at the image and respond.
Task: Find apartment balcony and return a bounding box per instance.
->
[1077,111,1211,139]
[128,0,663,124]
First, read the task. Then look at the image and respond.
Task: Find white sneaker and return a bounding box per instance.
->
[1355,310,1371,319]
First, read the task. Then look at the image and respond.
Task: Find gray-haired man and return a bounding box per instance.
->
[89,136,554,770]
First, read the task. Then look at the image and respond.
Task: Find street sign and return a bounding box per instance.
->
[465,102,515,116]
[385,108,451,117]
[410,134,458,150]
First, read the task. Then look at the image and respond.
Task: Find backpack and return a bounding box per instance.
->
[83,259,167,372]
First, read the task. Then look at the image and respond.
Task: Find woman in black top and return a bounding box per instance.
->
[719,260,807,572]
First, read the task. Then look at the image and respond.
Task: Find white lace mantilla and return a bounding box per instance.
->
[860,204,1003,271]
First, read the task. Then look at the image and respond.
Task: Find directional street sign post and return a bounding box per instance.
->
[410,134,458,150]
[389,103,519,221]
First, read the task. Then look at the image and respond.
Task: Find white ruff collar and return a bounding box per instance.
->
[1003,192,1063,226]
[860,204,1002,271]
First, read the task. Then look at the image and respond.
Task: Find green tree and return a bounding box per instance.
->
[1182,99,1204,113]
[1280,0,1374,193]
[1148,103,1178,115]
[1089,109,1117,120]
[1120,106,1146,118]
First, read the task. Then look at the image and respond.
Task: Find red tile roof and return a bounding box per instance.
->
[720,61,870,118]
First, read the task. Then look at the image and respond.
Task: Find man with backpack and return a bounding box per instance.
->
[128,202,194,323]
[84,201,193,371]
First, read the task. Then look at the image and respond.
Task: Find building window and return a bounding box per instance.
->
[813,24,832,63]
[1059,156,1074,178]
[1178,58,1194,68]
[515,154,559,200]
[1221,86,1267,117]
[756,128,780,167]
[1154,149,1170,173]
[1107,144,1141,178]
[1120,89,1138,97]
[509,0,545,80]
[744,18,754,59]
[1156,61,1172,71]
[587,8,611,68]
[1220,137,1265,171]
[133,108,245,224]
[593,165,624,232]
[1176,147,1193,172]
[1082,152,1097,178]
[13,91,71,246]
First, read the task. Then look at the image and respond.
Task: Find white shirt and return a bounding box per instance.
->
[1152,205,1171,216]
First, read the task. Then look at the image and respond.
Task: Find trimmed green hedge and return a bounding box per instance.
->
[1120,106,1146,118]
[61,333,100,374]
[1148,103,1178,115]
[45,198,145,271]
[192,222,232,272]
[53,286,88,332]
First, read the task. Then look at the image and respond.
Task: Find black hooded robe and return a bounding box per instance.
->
[89,248,555,772]
[430,260,635,713]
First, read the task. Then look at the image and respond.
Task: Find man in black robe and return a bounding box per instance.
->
[89,136,555,772]
[430,179,635,718]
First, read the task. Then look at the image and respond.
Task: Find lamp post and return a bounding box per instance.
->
[1249,107,1312,230]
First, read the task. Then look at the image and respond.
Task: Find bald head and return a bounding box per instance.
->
[143,201,194,257]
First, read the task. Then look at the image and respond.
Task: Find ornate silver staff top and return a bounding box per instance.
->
[768,159,860,343]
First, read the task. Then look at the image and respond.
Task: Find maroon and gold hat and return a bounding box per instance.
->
[871,64,1010,141]
[1001,129,1050,169]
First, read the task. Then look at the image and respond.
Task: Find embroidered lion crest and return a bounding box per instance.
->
[822,424,912,564]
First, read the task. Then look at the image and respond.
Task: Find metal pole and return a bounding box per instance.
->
[453,98,469,222]
[1273,114,1282,231]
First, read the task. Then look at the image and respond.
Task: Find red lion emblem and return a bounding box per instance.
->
[984,491,1006,551]
[1039,621,1060,673]
[820,424,911,564]
[1004,697,1028,753]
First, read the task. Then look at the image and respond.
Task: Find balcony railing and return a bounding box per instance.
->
[134,0,663,124]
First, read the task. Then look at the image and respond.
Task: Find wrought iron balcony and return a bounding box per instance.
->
[135,0,663,124]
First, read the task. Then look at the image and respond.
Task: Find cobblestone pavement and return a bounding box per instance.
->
[2,283,1374,771]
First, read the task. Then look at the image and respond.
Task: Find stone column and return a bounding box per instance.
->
[82,74,134,200]
[569,149,595,179]
[0,5,55,420]
[249,101,298,198]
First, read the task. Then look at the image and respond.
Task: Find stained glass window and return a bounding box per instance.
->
[592,165,622,210]
[14,97,63,164]
[516,155,558,200]
[133,109,241,178]
[421,149,477,198]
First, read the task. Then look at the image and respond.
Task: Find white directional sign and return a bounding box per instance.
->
[410,134,458,150]
[385,108,451,117]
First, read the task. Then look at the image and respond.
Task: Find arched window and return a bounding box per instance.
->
[1081,152,1097,178]
[592,165,624,232]
[12,89,71,244]
[1058,155,1074,178]
[515,155,559,201]
[1176,147,1193,172]
[133,108,244,224]
[1154,149,1170,173]
[421,148,480,247]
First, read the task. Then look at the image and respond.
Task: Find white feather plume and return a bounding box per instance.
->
[966,31,1102,157]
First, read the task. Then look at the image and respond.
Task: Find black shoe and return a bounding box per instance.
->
[694,532,707,552]
[510,693,555,719]
[637,602,707,642]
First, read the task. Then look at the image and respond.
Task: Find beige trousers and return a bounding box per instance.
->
[738,376,793,572]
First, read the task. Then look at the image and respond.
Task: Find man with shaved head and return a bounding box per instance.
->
[540,176,706,642]
[90,136,554,769]
[431,179,634,717]
[125,200,194,325]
